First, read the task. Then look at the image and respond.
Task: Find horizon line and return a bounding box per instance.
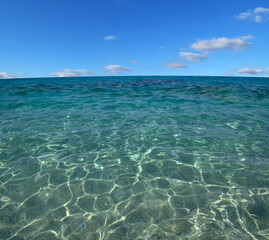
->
[1,74,269,81]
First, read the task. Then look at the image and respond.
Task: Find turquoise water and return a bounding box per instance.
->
[0,76,269,240]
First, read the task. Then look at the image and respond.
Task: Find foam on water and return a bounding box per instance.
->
[0,76,269,239]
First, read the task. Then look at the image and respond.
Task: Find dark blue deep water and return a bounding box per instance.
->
[0,76,269,239]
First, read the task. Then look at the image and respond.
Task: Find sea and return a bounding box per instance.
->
[0,76,269,240]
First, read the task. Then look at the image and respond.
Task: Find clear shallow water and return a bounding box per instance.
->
[0,76,269,240]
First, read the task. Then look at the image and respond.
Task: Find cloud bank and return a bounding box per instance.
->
[0,72,17,79]
[49,69,93,77]
[235,7,269,22]
[191,36,253,51]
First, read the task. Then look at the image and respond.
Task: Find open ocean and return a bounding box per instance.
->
[0,76,269,240]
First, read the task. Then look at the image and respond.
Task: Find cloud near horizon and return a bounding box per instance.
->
[49,69,93,77]
[235,67,263,74]
[104,65,131,75]
[0,72,17,79]
[265,67,269,72]
[166,62,186,68]
[235,7,269,22]
[191,36,253,51]
[104,65,130,71]
[104,35,117,40]
[179,52,207,61]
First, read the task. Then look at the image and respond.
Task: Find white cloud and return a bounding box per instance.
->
[104,65,131,75]
[104,35,116,40]
[254,7,269,14]
[255,15,263,22]
[235,7,269,22]
[240,35,253,40]
[179,52,207,61]
[49,69,93,77]
[74,69,92,74]
[224,72,233,76]
[265,67,269,72]
[0,72,17,79]
[191,36,253,51]
[236,11,252,20]
[104,65,130,71]
[166,62,186,68]
[237,67,263,74]
[129,60,138,64]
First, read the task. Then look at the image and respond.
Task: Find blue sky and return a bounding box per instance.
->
[0,0,269,78]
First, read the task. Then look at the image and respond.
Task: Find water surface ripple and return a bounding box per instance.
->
[0,76,269,239]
